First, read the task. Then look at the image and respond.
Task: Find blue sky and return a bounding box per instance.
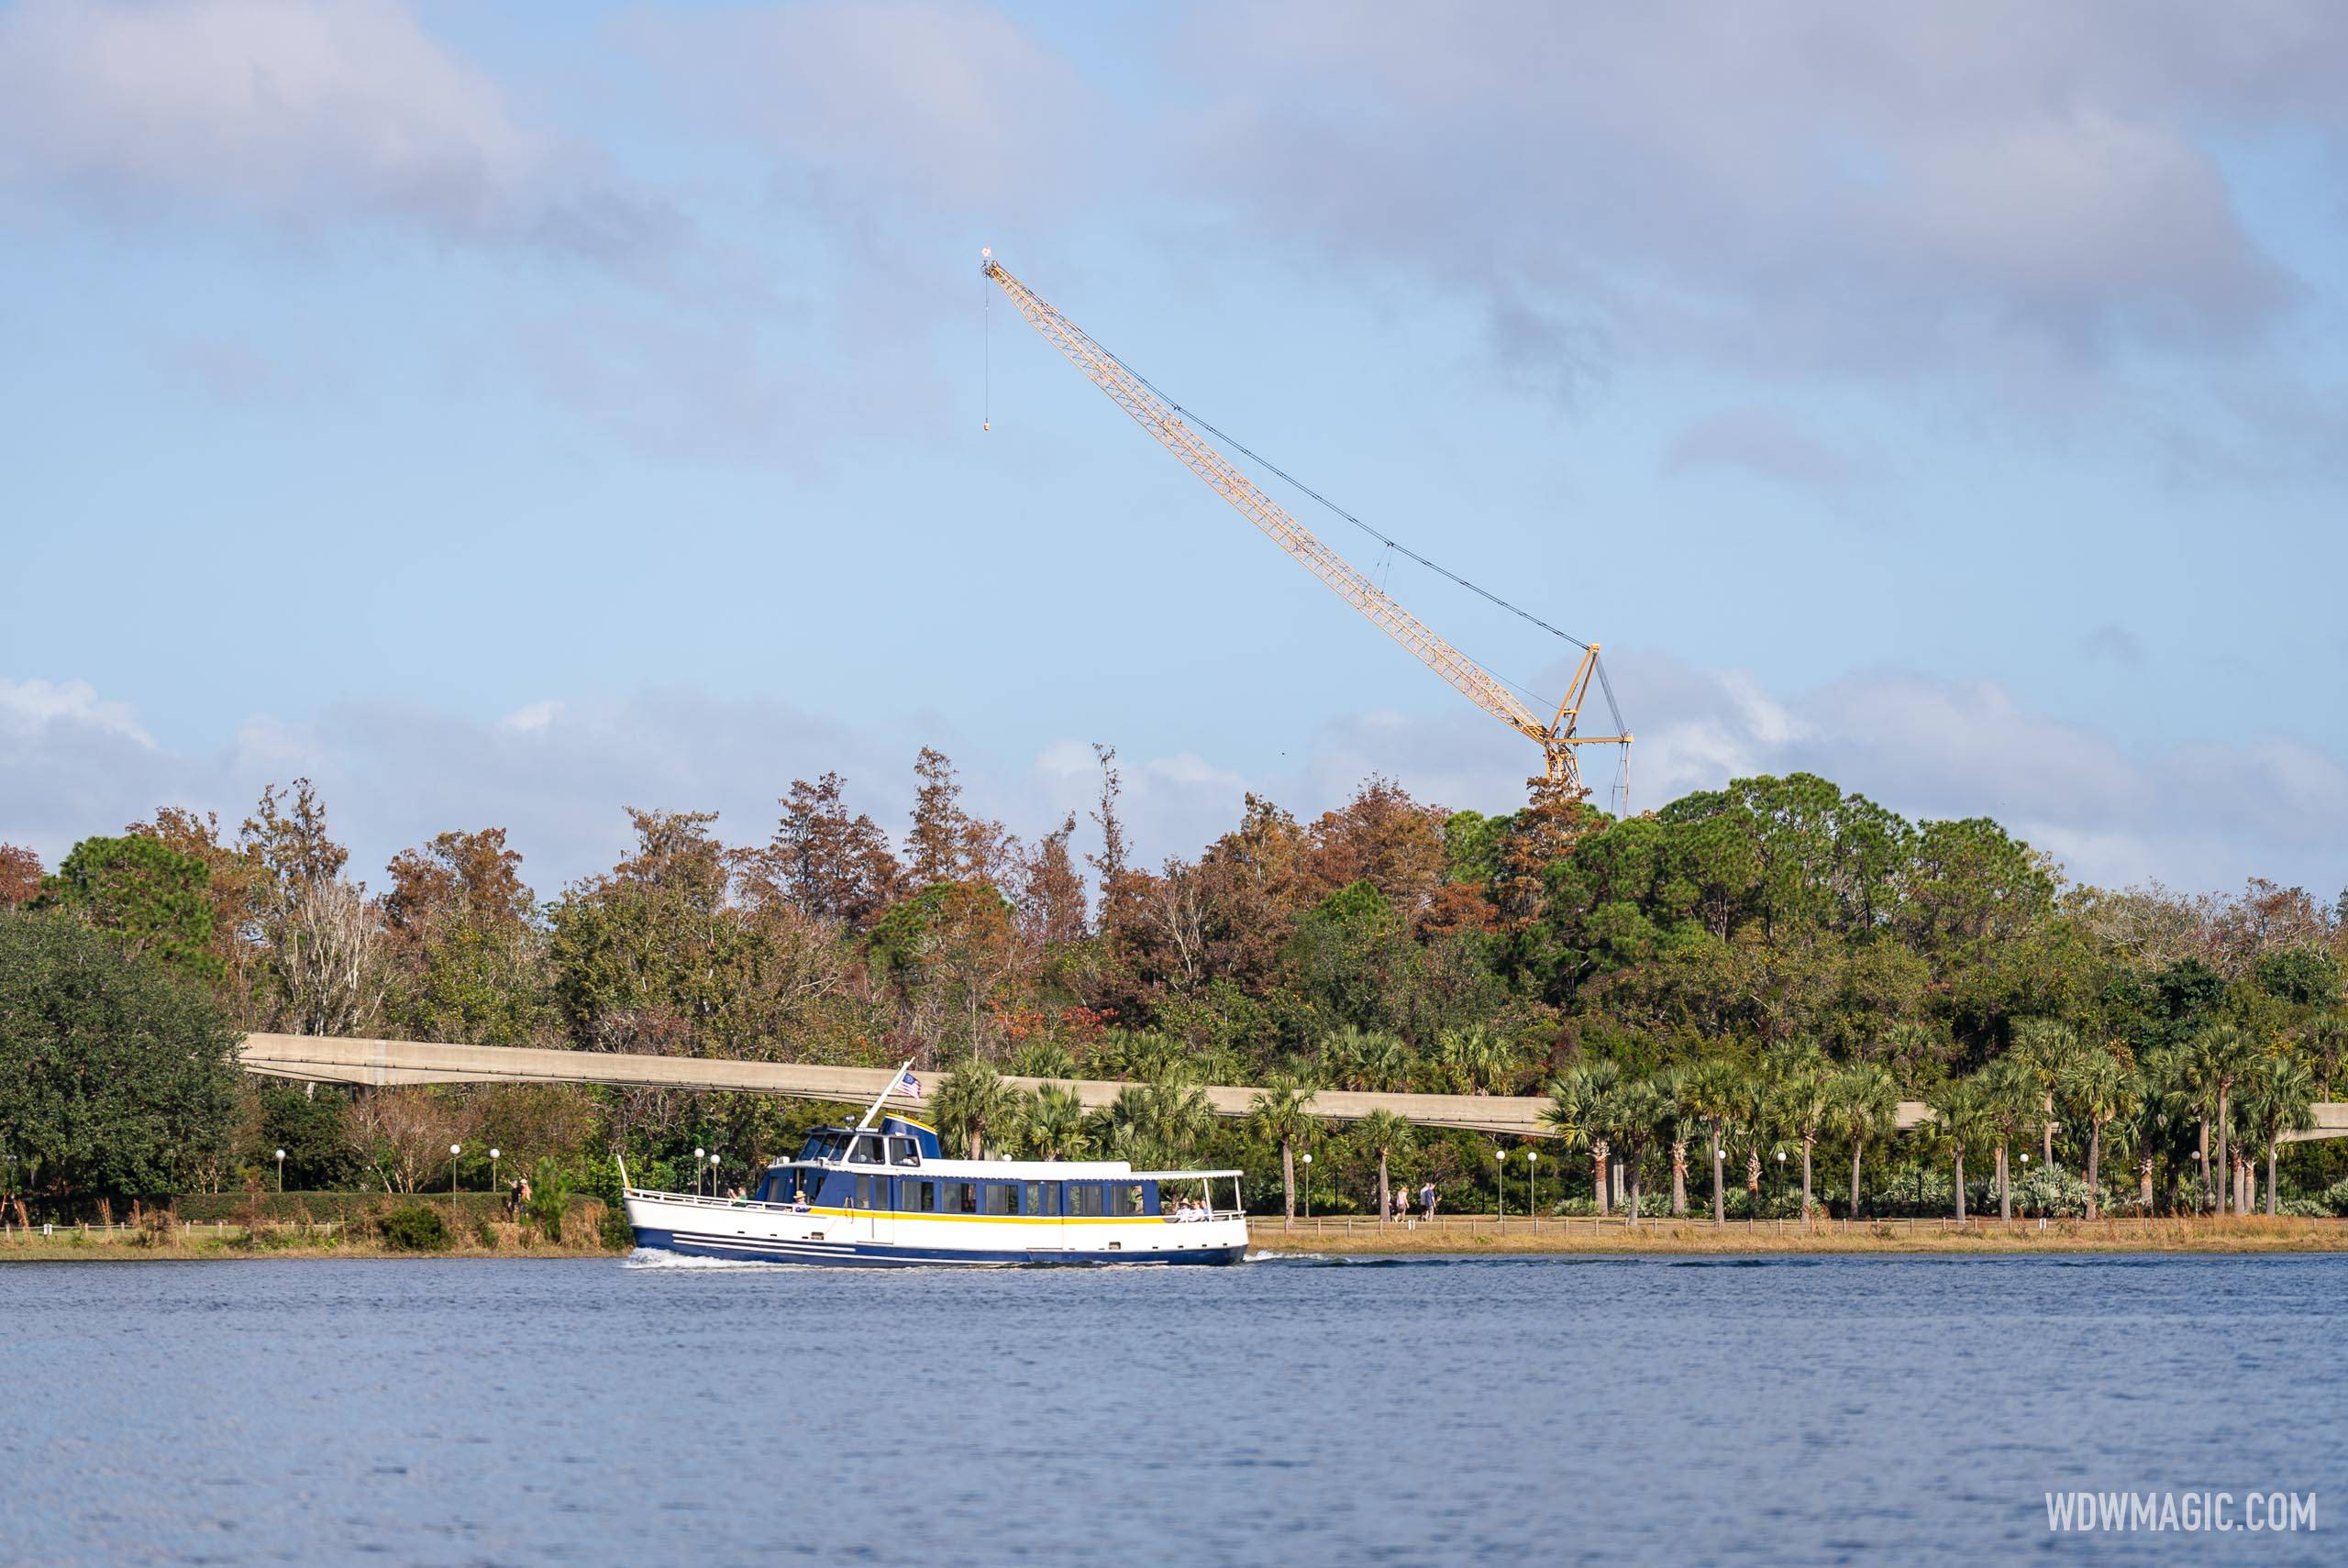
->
[4,0,2345,900]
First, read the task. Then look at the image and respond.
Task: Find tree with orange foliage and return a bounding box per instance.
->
[0,843,43,909]
[762,772,901,927]
[1307,777,1451,919]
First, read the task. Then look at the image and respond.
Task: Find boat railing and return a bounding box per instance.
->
[625,1187,797,1213]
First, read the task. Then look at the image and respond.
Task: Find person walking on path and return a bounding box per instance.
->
[1420,1180,1438,1222]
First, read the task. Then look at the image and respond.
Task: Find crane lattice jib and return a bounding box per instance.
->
[984,259,1617,792]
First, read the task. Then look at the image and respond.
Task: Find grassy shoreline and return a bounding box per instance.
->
[1248,1215,2348,1255]
[0,1206,624,1262]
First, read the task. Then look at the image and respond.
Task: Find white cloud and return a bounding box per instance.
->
[0,0,678,266]
[0,678,153,745]
[499,700,562,735]
[1178,0,2328,375]
[6,667,2342,900]
[628,0,1110,220]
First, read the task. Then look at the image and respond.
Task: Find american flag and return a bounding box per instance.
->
[895,1068,921,1097]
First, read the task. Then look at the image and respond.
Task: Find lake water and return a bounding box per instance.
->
[1,1252,2337,1566]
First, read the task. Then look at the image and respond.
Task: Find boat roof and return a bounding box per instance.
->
[769,1151,1237,1181]
[778,1125,1235,1180]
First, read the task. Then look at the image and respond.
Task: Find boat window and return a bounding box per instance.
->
[947,1181,978,1214]
[1023,1183,1054,1217]
[850,1134,885,1165]
[1066,1185,1104,1218]
[1109,1183,1143,1218]
[902,1179,936,1213]
[889,1137,921,1167]
[982,1183,1017,1216]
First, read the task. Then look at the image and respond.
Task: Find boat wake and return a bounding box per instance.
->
[621,1247,791,1272]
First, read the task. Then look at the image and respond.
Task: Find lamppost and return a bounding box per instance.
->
[1775,1147,1787,1210]
[274,1148,285,1193]
[1526,1148,1539,1220]
[693,1146,705,1198]
[449,1143,462,1198]
[1301,1152,1312,1220]
[1495,1146,1506,1225]
[2018,1151,2030,1220]
[1715,1142,1726,1220]
[490,1148,501,1194]
[710,1152,723,1197]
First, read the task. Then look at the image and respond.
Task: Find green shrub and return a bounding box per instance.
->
[526,1157,573,1242]
[2010,1164,2093,1219]
[379,1204,451,1253]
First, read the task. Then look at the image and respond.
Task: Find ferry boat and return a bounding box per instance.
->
[620,1079,1249,1267]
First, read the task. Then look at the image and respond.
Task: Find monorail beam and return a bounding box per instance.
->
[235,1033,2348,1143]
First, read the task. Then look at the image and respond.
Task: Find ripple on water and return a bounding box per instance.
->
[1,1253,2340,1567]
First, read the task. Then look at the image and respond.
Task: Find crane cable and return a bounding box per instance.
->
[1082,337,1630,739]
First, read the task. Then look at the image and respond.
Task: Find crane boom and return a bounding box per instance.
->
[982,254,1630,796]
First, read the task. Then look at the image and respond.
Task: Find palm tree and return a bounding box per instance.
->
[1679,1056,1744,1224]
[1824,1064,1898,1219]
[1774,1057,1833,1222]
[2241,1048,2318,1217]
[2185,1024,2253,1213]
[1545,1060,1623,1217]
[1357,1032,1416,1094]
[1010,1040,1077,1080]
[2305,1011,2346,1098]
[1021,1082,1091,1160]
[1317,1026,1371,1090]
[1436,1027,1520,1095]
[1090,1087,1157,1165]
[1733,1068,1775,1210]
[1142,1073,1216,1167]
[1882,1019,1950,1079]
[1925,1078,1989,1222]
[2132,1046,2195,1214]
[2011,1019,2088,1167]
[1246,1073,1318,1229]
[1353,1110,1414,1220]
[1608,1077,1670,1227]
[932,1056,1022,1159]
[2060,1047,2140,1220]
[1657,1066,1697,1218]
[1979,1056,2037,1222]
[1097,1030,1190,1085]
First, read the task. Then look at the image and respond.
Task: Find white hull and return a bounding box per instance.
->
[625,1188,1250,1267]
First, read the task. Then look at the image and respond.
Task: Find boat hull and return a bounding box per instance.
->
[630,1223,1246,1267]
[624,1190,1249,1268]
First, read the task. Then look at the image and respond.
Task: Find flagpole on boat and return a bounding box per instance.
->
[852,1061,918,1132]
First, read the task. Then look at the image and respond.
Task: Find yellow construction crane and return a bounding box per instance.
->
[981,250,1632,803]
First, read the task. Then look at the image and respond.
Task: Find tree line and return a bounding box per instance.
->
[2,751,2342,1219]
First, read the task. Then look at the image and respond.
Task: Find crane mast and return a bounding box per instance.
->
[981,253,1630,800]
